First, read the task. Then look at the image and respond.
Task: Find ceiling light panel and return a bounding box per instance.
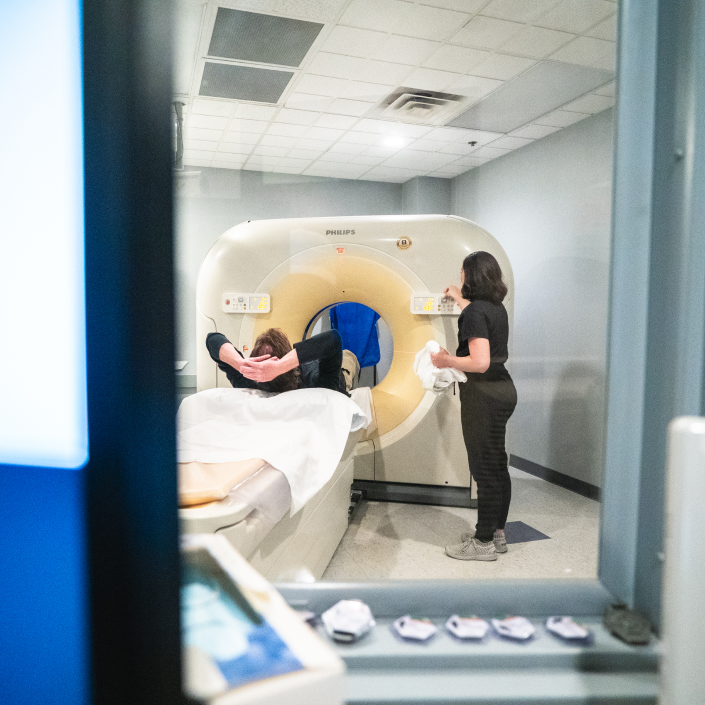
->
[448,60,613,132]
[199,63,293,102]
[208,8,323,67]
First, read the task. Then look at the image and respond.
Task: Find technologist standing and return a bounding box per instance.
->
[430,251,517,562]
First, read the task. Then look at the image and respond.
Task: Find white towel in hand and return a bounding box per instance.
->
[414,340,466,393]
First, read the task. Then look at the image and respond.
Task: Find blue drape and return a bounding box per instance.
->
[329,303,381,368]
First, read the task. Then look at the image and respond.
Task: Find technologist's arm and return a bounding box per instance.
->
[445,285,470,311]
[430,338,490,374]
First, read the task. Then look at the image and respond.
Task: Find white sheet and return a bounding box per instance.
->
[177,387,369,515]
[414,340,466,393]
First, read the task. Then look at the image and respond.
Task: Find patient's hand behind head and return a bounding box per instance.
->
[249,328,299,393]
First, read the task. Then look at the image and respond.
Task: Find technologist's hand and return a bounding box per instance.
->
[444,285,463,303]
[239,356,282,383]
[430,348,452,369]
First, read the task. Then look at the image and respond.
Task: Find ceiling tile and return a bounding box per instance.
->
[424,126,478,141]
[439,142,486,155]
[411,138,452,152]
[355,60,414,85]
[536,0,615,34]
[266,122,308,137]
[422,45,490,73]
[271,165,306,174]
[234,104,278,120]
[534,108,588,126]
[314,114,359,129]
[509,123,560,138]
[393,5,470,41]
[188,114,229,130]
[289,148,326,159]
[354,119,398,134]
[259,134,299,148]
[549,36,614,66]
[307,163,370,177]
[562,92,614,113]
[186,127,223,142]
[228,118,269,134]
[372,135,414,148]
[591,47,616,71]
[295,73,348,97]
[427,171,458,178]
[374,35,441,65]
[213,151,247,162]
[339,0,414,32]
[404,67,464,91]
[317,152,352,163]
[275,108,320,125]
[363,145,405,157]
[594,80,615,97]
[285,93,334,111]
[471,145,512,158]
[350,154,387,165]
[446,74,503,100]
[339,131,379,144]
[184,139,220,151]
[222,131,260,145]
[327,98,375,117]
[454,155,491,166]
[307,52,366,80]
[422,0,486,11]
[219,142,256,154]
[328,141,367,154]
[296,138,334,151]
[183,149,216,160]
[586,14,617,41]
[183,158,212,167]
[488,135,533,149]
[320,25,388,58]
[190,98,235,117]
[479,0,562,24]
[450,16,523,50]
[253,145,289,157]
[500,25,575,58]
[339,81,395,102]
[361,166,424,182]
[273,0,348,24]
[305,126,345,141]
[470,54,535,80]
[278,157,314,168]
[246,155,281,166]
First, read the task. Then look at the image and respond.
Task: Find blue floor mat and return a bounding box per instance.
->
[504,521,550,544]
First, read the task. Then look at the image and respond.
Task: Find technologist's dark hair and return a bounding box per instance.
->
[460,251,508,305]
[251,328,300,394]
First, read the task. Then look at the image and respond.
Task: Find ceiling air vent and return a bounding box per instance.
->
[369,87,470,125]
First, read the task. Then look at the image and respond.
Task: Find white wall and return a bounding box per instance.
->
[451,109,614,488]
[175,168,402,380]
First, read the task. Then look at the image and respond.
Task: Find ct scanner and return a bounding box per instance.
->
[180,214,513,581]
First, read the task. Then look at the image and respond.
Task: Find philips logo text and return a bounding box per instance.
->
[326,229,355,235]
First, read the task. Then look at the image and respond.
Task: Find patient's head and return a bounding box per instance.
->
[251,328,300,393]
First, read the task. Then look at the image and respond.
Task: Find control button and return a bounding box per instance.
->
[238,296,244,302]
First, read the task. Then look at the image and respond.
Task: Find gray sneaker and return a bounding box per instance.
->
[461,530,508,553]
[445,538,497,561]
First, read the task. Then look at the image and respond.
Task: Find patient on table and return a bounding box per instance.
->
[206,328,353,395]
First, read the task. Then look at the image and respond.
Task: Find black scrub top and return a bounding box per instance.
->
[456,299,511,382]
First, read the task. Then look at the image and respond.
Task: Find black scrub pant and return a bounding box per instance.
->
[459,374,517,543]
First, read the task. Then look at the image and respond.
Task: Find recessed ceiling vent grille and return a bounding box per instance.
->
[370,87,471,125]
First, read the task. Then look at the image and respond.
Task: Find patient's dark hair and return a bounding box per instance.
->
[460,251,508,305]
[251,328,300,393]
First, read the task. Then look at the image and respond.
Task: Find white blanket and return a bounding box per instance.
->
[177,387,369,515]
[414,340,466,393]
